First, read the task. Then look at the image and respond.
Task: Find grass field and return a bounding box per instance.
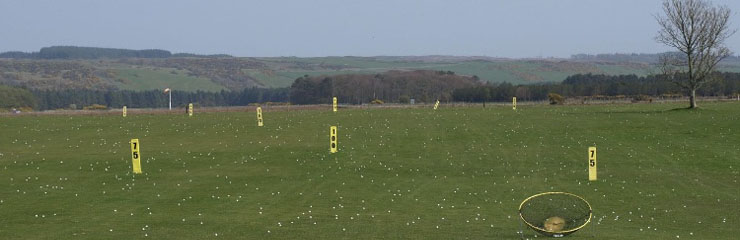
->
[1,102,738,239]
[256,58,657,86]
[113,68,225,92]
[244,69,382,88]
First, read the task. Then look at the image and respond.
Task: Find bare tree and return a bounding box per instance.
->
[656,0,735,108]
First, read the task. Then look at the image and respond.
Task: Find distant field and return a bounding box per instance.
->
[244,69,381,88]
[5,57,740,90]
[255,58,661,85]
[253,57,740,87]
[108,58,740,89]
[1,102,738,239]
[112,68,225,92]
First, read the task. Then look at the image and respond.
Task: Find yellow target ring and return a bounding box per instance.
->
[519,192,592,237]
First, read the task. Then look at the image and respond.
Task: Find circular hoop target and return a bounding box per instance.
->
[519,192,592,237]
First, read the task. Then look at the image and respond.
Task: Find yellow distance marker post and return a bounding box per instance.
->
[330,126,338,153]
[333,97,338,112]
[434,100,440,110]
[588,147,597,181]
[130,139,142,174]
[513,97,517,110]
[188,103,193,117]
[122,106,127,117]
[257,107,264,127]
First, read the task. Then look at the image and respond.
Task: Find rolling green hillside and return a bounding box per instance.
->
[2,56,740,91]
[112,68,225,92]
[249,57,663,86]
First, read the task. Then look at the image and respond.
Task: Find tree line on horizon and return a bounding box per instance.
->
[287,71,740,104]
[4,45,738,63]
[1,71,740,111]
[0,46,231,59]
[452,72,740,103]
[289,70,480,104]
[10,88,288,111]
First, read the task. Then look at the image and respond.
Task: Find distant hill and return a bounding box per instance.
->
[0,46,232,59]
[1,46,739,91]
[570,53,740,63]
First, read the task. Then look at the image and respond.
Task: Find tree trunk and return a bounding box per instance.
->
[689,89,697,108]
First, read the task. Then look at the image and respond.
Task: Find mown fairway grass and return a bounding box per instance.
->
[1,102,738,239]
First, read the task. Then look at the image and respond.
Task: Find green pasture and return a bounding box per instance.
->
[0,102,738,239]
[244,69,381,88]
[112,68,225,92]
[253,58,660,86]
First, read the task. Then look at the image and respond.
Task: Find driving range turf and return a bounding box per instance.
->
[1,102,738,239]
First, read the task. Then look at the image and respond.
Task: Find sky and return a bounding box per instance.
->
[1,0,738,58]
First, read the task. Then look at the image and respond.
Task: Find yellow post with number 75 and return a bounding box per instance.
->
[130,139,142,174]
[588,147,597,181]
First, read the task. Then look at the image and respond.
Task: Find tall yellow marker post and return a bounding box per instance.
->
[588,147,597,181]
[130,139,142,174]
[513,97,517,110]
[333,97,338,112]
[188,103,193,117]
[330,126,338,153]
[122,106,127,117]
[434,100,440,110]
[257,107,264,127]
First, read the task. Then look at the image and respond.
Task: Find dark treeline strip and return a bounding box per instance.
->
[0,46,231,59]
[290,70,479,104]
[31,88,289,110]
[6,72,740,111]
[38,46,171,59]
[0,51,40,59]
[0,85,37,109]
[451,72,740,102]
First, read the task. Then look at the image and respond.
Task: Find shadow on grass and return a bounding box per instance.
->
[667,107,700,112]
[666,106,717,113]
[591,106,714,114]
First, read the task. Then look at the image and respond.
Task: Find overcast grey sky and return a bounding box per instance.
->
[1,0,738,58]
